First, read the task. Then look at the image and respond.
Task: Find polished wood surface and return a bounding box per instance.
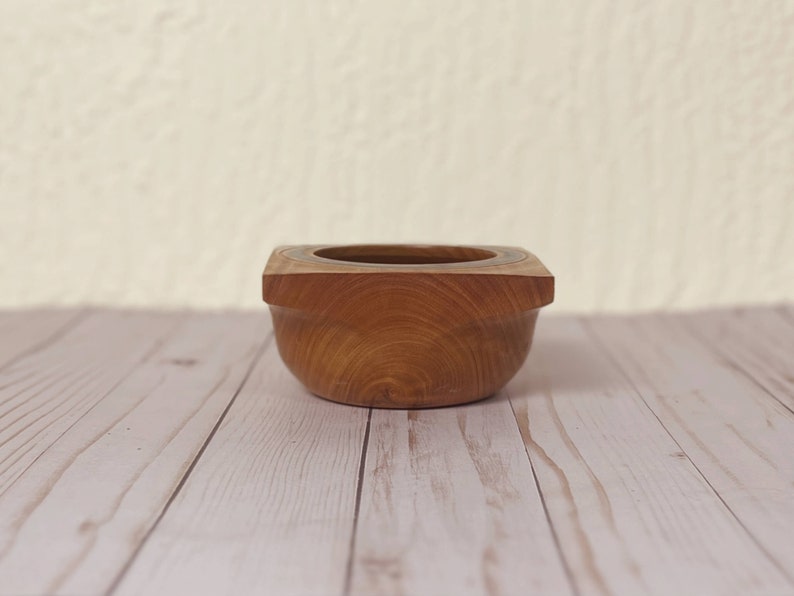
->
[262,245,554,408]
[1,307,793,595]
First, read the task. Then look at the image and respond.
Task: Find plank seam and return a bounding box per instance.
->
[104,332,274,596]
[342,407,373,596]
[0,309,89,374]
[677,312,794,417]
[0,312,188,500]
[776,303,794,328]
[579,317,794,588]
[507,392,580,596]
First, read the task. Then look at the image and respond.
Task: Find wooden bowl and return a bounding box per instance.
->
[262,244,554,408]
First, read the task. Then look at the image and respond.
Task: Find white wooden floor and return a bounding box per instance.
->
[1,306,793,596]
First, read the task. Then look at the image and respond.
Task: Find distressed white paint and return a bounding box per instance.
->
[1,308,794,595]
[584,312,794,579]
[350,403,572,595]
[1,1,793,311]
[115,337,370,596]
[0,312,267,595]
[0,310,82,369]
[510,317,794,594]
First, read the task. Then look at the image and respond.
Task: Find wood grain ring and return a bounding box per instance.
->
[262,244,554,408]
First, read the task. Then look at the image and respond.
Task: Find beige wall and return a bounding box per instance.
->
[1,1,792,312]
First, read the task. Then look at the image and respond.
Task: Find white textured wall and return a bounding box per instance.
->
[1,1,792,312]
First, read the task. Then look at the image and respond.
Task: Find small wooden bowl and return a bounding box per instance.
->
[262,244,554,408]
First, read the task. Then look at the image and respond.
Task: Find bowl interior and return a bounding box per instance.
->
[313,244,497,265]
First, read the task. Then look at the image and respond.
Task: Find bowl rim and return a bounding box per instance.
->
[280,244,529,271]
[262,244,554,311]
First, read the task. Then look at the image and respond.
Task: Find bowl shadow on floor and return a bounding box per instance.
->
[479,328,619,408]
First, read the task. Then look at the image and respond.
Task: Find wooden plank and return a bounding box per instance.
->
[584,312,794,584]
[784,304,794,322]
[678,306,794,413]
[508,316,793,595]
[0,309,84,370]
[349,402,572,595]
[0,310,183,496]
[114,337,370,596]
[0,310,183,594]
[0,311,268,595]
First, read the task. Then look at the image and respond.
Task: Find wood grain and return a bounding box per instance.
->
[508,316,793,595]
[0,311,183,498]
[0,311,268,595]
[264,245,554,278]
[584,312,794,583]
[679,306,794,413]
[1,307,792,595]
[0,309,84,370]
[262,244,554,408]
[114,337,370,596]
[350,400,572,595]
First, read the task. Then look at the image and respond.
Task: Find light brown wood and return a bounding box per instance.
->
[262,244,554,408]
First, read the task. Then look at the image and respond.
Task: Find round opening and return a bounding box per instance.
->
[313,245,498,265]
